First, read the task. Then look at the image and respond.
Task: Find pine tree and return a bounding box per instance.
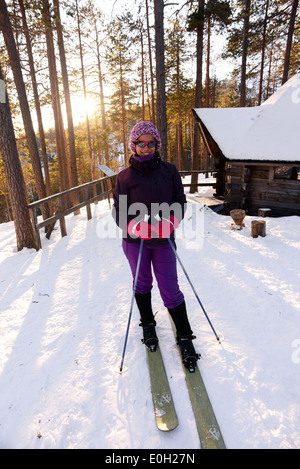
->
[282,0,299,84]
[17,0,52,198]
[145,0,156,125]
[77,0,110,168]
[41,0,70,192]
[53,0,79,190]
[154,0,167,161]
[75,0,95,180]
[0,157,11,222]
[187,0,205,192]
[165,16,191,169]
[0,0,50,219]
[0,62,37,250]
[240,0,251,106]
[106,12,135,167]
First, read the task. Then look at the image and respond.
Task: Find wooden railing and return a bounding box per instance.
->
[28,172,116,250]
[179,170,216,188]
[28,169,216,250]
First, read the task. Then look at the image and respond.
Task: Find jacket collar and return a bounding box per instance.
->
[129,153,160,174]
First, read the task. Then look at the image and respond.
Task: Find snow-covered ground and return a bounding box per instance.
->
[1,178,300,449]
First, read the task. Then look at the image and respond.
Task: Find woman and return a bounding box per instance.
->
[113,121,199,372]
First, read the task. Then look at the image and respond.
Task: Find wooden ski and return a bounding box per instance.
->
[146,344,178,432]
[169,316,226,449]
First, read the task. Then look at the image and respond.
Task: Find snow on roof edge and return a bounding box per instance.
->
[193,74,300,163]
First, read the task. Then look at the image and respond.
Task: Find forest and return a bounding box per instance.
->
[0,0,299,248]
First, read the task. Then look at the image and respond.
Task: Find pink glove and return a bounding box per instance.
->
[127,219,153,240]
[153,215,179,238]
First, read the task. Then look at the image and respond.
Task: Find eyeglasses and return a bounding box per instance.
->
[135,140,157,149]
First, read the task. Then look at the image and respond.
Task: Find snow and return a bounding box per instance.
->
[1,176,300,449]
[194,73,300,162]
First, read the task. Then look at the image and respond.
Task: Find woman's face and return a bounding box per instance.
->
[135,133,157,157]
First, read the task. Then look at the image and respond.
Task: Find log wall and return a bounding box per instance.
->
[225,162,300,216]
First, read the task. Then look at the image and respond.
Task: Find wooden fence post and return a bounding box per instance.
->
[30,206,42,250]
[59,195,67,237]
[27,173,116,248]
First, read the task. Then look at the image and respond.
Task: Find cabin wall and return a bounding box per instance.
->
[225,162,300,216]
[196,122,226,196]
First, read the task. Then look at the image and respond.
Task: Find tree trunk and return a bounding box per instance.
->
[175,122,184,171]
[175,33,183,170]
[0,64,37,250]
[0,0,50,219]
[94,16,109,164]
[251,220,266,238]
[4,192,12,221]
[42,0,70,192]
[205,15,211,108]
[266,41,273,98]
[282,0,299,85]
[258,0,269,105]
[190,0,204,193]
[258,208,271,217]
[240,0,251,107]
[154,0,167,161]
[18,0,52,198]
[119,56,129,167]
[76,0,94,180]
[141,31,145,121]
[53,0,78,191]
[146,0,156,125]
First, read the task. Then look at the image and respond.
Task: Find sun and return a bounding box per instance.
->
[70,95,97,126]
[33,95,97,133]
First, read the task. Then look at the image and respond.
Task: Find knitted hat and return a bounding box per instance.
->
[129,121,161,153]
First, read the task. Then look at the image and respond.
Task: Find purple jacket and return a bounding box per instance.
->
[113,154,186,245]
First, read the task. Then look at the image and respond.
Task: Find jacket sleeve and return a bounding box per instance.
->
[112,175,123,228]
[112,173,137,234]
[172,166,187,222]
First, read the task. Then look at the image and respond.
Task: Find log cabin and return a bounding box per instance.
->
[193,74,300,216]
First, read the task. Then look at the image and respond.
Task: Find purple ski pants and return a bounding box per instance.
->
[122,240,184,309]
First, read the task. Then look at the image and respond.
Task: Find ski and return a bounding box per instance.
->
[145,343,178,432]
[169,315,226,449]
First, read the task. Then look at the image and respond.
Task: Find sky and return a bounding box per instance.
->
[31,0,194,131]
[98,0,185,20]
[26,0,232,132]
[97,0,233,80]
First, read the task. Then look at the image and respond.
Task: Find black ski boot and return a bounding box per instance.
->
[177,335,200,373]
[135,292,158,352]
[168,301,200,372]
[140,321,158,352]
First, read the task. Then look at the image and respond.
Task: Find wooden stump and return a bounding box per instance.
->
[258,208,272,217]
[251,220,266,238]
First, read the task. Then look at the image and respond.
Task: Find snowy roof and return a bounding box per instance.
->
[193,74,300,163]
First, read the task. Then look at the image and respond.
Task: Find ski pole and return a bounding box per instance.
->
[167,238,221,343]
[119,239,144,372]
